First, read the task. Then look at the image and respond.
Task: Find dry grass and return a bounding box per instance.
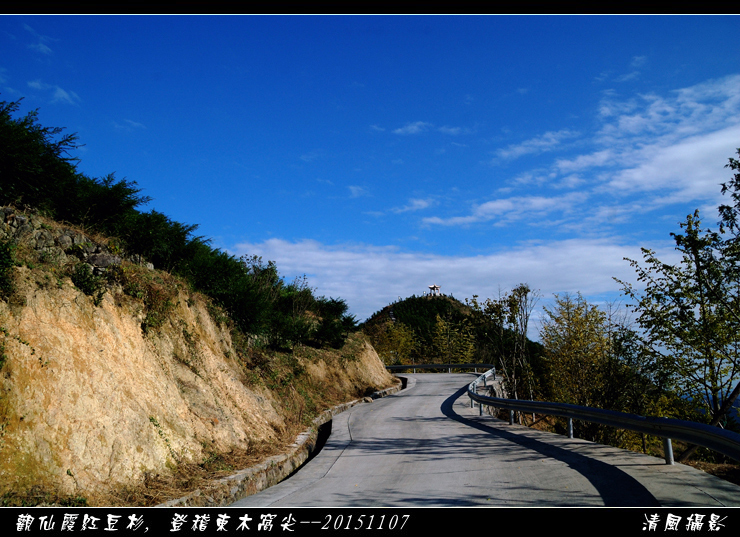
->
[685,461,740,486]
[103,439,296,507]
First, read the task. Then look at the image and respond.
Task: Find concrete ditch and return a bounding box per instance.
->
[158,382,403,507]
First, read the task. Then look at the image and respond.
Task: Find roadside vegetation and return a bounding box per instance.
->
[364,150,740,482]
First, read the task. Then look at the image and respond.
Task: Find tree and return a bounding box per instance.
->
[431,313,475,366]
[540,292,680,449]
[366,321,418,366]
[467,284,539,403]
[617,149,740,461]
[540,293,612,406]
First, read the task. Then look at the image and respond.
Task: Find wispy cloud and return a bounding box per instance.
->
[29,42,52,55]
[27,80,80,105]
[495,129,579,160]
[393,121,433,135]
[24,24,55,55]
[113,119,146,131]
[391,121,469,136]
[424,192,588,227]
[348,185,369,198]
[631,55,648,69]
[392,198,435,214]
[430,74,740,233]
[300,151,320,162]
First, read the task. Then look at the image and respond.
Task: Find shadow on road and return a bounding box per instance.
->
[441,385,660,507]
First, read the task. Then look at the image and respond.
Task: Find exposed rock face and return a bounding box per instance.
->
[0,282,284,498]
[0,206,149,273]
[0,210,395,503]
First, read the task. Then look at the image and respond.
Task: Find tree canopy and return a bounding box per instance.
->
[0,97,355,350]
[617,149,740,459]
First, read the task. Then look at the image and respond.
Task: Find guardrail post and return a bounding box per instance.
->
[479,402,483,416]
[509,410,514,425]
[567,418,574,439]
[470,397,474,408]
[663,438,675,465]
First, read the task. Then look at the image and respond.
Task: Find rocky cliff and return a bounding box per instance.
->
[0,208,396,505]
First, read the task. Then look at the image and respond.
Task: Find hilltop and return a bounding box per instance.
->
[361,292,544,376]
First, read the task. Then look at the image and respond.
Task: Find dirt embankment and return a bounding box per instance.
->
[0,210,396,506]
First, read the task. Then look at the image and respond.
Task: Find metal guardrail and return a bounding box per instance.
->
[467,369,740,465]
[385,363,495,373]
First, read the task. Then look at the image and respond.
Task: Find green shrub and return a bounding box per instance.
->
[70,263,106,306]
[0,97,356,348]
[0,240,15,299]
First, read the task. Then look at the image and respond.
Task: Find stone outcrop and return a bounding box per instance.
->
[0,206,151,273]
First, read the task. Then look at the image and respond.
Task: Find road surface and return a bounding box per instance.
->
[232,373,740,507]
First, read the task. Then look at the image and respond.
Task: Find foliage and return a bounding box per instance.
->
[431,313,476,365]
[0,240,15,299]
[311,296,357,349]
[363,292,543,374]
[540,293,613,408]
[363,294,472,351]
[616,149,740,447]
[466,284,540,402]
[0,99,151,228]
[70,263,106,306]
[539,293,677,447]
[365,321,418,365]
[107,263,180,334]
[0,97,355,350]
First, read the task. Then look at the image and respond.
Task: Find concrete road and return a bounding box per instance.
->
[231,373,740,507]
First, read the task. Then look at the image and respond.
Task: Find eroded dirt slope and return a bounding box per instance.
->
[0,212,395,505]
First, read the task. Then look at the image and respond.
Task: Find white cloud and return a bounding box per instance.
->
[348,185,368,198]
[392,198,435,213]
[28,42,52,55]
[230,238,678,324]
[423,192,588,227]
[556,149,615,173]
[24,24,55,55]
[393,121,433,135]
[496,129,579,160]
[414,75,740,242]
[27,80,80,105]
[597,74,740,146]
[604,125,740,206]
[51,86,79,105]
[113,119,146,131]
[615,71,640,83]
[631,56,648,68]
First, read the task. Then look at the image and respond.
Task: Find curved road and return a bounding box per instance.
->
[232,373,740,507]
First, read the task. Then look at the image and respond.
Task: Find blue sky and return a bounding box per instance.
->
[3,15,740,329]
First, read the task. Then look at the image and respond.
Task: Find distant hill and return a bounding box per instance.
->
[361,292,544,373]
[363,293,471,349]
